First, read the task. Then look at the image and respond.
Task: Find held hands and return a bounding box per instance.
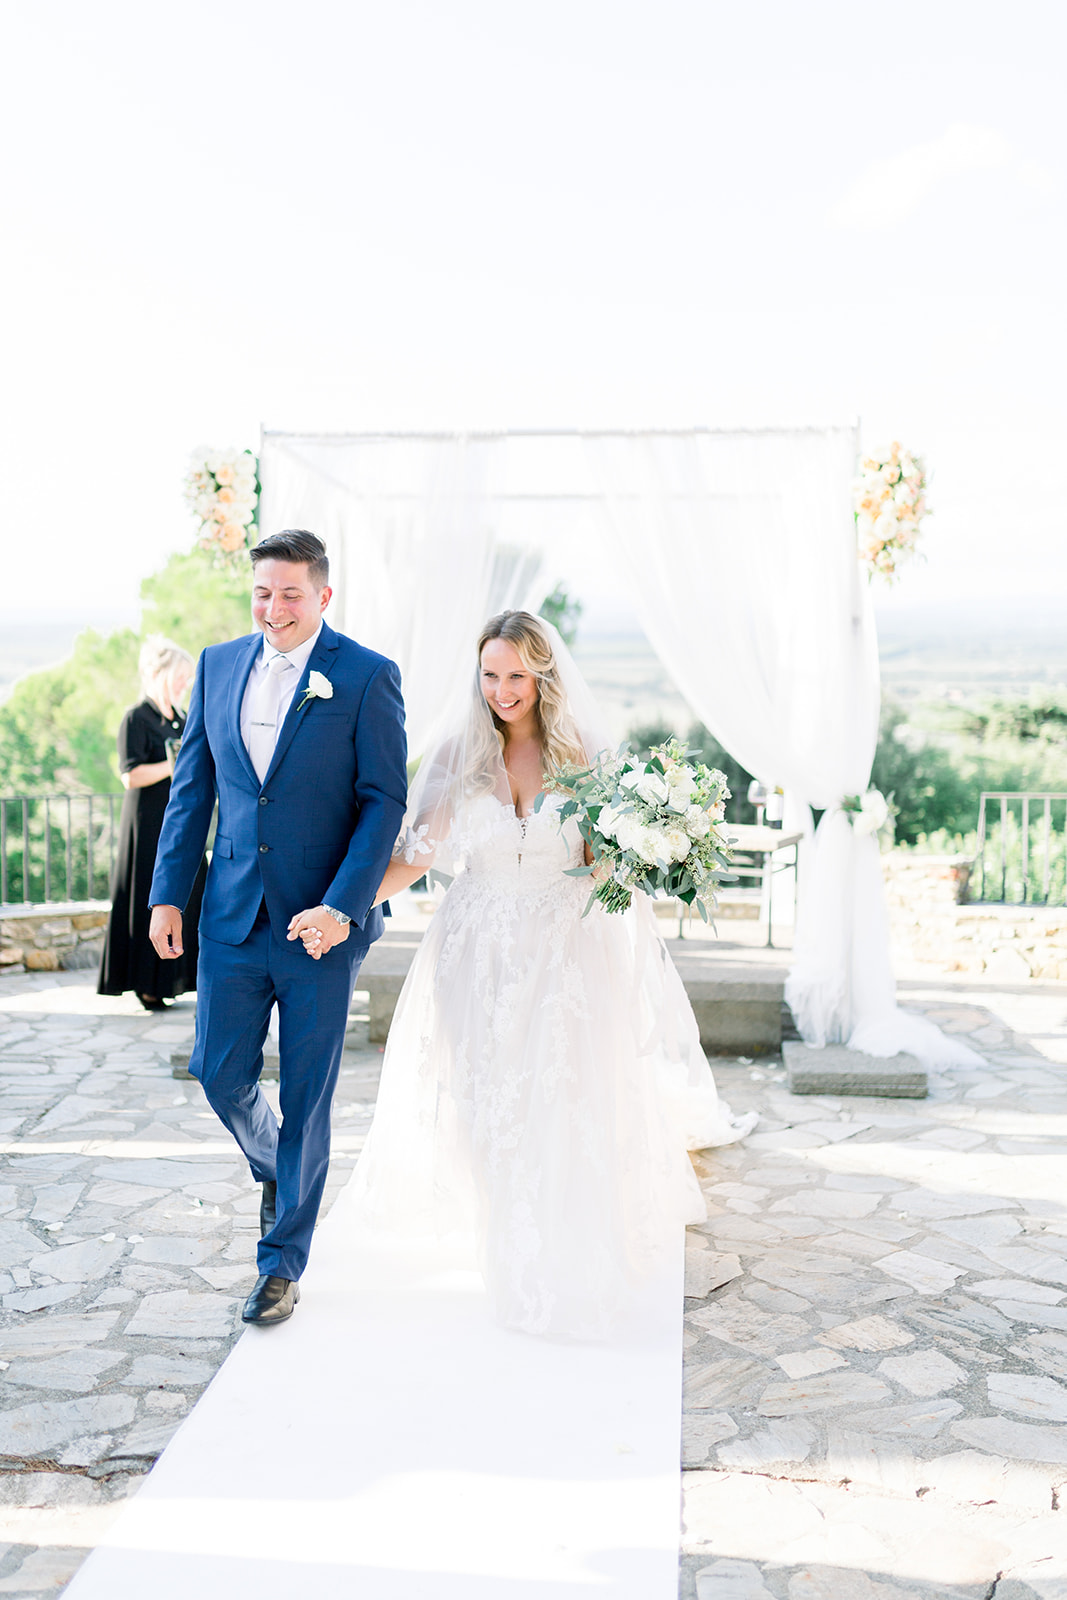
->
[149,905,183,959]
[287,906,350,960]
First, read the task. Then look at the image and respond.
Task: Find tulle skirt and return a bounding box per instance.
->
[344,868,755,1339]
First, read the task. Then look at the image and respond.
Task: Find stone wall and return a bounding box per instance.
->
[883,852,1067,981]
[0,902,109,974]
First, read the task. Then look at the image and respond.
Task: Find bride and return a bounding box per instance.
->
[347,610,756,1339]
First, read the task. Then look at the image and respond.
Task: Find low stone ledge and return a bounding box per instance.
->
[784,1039,927,1098]
[883,851,1067,981]
[0,901,109,974]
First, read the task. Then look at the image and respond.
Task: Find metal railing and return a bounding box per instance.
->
[974,792,1067,905]
[0,794,120,907]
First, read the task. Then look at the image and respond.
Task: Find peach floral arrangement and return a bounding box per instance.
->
[854,442,928,582]
[183,448,259,565]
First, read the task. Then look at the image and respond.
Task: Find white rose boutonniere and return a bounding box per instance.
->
[297,670,334,712]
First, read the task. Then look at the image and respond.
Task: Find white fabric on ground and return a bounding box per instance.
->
[63,1201,686,1599]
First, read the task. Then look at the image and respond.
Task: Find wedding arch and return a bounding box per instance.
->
[257,426,938,1064]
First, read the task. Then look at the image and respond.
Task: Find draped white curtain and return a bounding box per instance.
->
[586,430,978,1067]
[258,434,544,757]
[258,428,976,1068]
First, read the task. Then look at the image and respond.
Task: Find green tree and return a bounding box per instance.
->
[539,584,583,647]
[140,547,252,656]
[871,703,981,845]
[959,692,1067,748]
[0,547,253,796]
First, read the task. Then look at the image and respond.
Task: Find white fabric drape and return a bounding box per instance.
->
[259,427,976,1068]
[258,434,543,758]
[586,430,979,1067]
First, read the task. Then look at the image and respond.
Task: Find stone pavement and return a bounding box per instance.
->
[681,969,1067,1600]
[0,970,382,1597]
[0,956,1065,1597]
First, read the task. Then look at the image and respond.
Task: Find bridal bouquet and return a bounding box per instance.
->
[539,738,733,918]
[183,447,259,566]
[854,442,928,582]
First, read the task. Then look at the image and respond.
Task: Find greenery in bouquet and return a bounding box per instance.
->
[853,442,928,583]
[183,447,259,566]
[538,737,733,918]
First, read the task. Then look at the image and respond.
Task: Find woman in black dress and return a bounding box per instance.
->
[98,636,206,1009]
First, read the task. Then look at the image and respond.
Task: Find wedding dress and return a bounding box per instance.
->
[345,624,756,1340]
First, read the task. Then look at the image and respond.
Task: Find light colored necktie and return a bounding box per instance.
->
[247,655,294,783]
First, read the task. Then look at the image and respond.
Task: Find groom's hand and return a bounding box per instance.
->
[286,906,350,960]
[149,905,184,959]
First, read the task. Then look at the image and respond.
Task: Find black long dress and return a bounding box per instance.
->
[97,700,206,1000]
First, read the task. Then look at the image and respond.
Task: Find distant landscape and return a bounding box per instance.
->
[3,598,1065,735]
[573,598,1067,743]
[0,619,137,708]
[874,600,1067,704]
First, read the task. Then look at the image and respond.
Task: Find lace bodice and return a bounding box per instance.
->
[452,793,586,896]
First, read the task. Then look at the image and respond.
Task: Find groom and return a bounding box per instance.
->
[148,529,407,1326]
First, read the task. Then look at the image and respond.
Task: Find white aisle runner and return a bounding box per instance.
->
[64,1193,686,1599]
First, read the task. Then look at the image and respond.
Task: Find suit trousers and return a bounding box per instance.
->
[190,905,366,1280]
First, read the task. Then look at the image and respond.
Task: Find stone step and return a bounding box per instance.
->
[783,1038,928,1098]
[671,958,785,1057]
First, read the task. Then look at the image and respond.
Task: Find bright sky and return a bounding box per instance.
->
[3,0,1064,625]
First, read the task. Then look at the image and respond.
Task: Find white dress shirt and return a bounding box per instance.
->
[240,622,323,780]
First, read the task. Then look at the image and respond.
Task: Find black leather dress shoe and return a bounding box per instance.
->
[259,1180,278,1238]
[242,1274,299,1325]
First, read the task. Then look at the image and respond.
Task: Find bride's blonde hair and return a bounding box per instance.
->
[474,611,587,782]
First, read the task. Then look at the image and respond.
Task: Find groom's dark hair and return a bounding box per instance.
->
[250,529,329,588]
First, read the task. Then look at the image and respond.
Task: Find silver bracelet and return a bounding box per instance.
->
[321,904,351,926]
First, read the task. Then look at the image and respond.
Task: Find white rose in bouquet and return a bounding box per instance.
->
[664,827,691,862]
[638,772,670,806]
[635,826,669,865]
[613,814,645,854]
[684,805,711,839]
[596,803,622,842]
[668,778,696,811]
[620,768,669,806]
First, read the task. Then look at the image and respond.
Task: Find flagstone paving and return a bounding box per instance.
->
[0,972,378,1597]
[0,963,1065,1596]
[681,973,1067,1600]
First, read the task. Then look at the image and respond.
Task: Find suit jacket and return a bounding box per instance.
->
[149,622,408,947]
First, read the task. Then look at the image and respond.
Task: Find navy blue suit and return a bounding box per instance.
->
[150,621,407,1279]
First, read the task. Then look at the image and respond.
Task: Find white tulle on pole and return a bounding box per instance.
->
[585,429,979,1068]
